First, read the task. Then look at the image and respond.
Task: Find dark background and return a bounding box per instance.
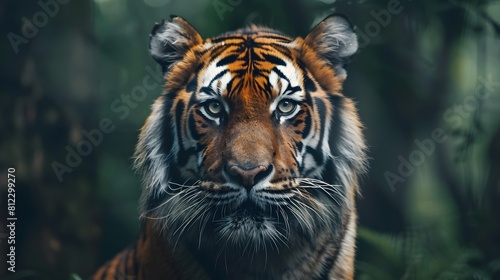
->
[1,0,499,279]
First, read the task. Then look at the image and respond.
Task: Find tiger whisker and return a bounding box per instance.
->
[297,178,348,207]
[143,182,200,216]
[290,192,329,226]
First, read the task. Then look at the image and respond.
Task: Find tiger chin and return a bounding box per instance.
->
[92,14,367,280]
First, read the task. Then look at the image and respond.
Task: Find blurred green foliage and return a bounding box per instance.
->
[1,0,499,279]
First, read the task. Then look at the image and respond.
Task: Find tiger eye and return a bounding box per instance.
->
[206,101,222,116]
[277,100,297,115]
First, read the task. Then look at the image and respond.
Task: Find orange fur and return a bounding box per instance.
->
[93,15,365,280]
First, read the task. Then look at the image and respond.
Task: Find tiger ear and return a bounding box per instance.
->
[304,14,358,79]
[149,16,203,72]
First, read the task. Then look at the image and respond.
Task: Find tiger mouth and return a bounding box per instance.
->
[156,177,347,250]
[206,189,279,224]
[232,200,265,216]
[215,200,275,236]
[201,182,293,212]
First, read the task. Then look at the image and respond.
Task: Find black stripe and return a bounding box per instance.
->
[316,211,352,280]
[322,160,336,189]
[188,110,203,140]
[305,146,324,168]
[248,47,261,60]
[262,53,286,66]
[313,96,328,158]
[296,60,318,93]
[269,43,292,58]
[209,69,230,87]
[259,44,293,61]
[160,95,175,156]
[216,54,240,66]
[189,63,204,92]
[208,44,230,58]
[174,101,191,166]
[258,35,291,41]
[304,97,332,174]
[199,86,218,97]
[284,85,301,96]
[328,94,344,160]
[302,110,312,141]
[251,77,272,98]
[303,73,317,92]
[233,69,247,78]
[295,141,303,153]
[186,78,197,93]
[226,76,235,93]
[228,78,244,96]
[194,108,217,124]
[271,67,291,85]
[316,254,336,280]
[291,119,304,127]
[210,35,246,43]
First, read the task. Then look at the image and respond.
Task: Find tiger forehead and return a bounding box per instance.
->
[198,35,303,100]
[206,29,295,68]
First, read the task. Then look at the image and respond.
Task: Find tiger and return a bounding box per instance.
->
[92,14,367,280]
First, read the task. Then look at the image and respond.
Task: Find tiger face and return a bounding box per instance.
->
[135,14,366,276]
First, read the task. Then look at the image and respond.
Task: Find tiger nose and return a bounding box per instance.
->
[227,164,270,190]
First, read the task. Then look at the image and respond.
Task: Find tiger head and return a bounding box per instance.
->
[135,15,367,260]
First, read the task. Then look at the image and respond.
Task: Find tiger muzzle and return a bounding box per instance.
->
[226,164,273,190]
[222,120,276,190]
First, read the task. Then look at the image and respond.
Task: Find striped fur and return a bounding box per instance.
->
[92,14,367,280]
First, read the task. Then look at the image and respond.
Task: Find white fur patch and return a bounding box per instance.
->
[269,62,304,118]
[138,98,174,197]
